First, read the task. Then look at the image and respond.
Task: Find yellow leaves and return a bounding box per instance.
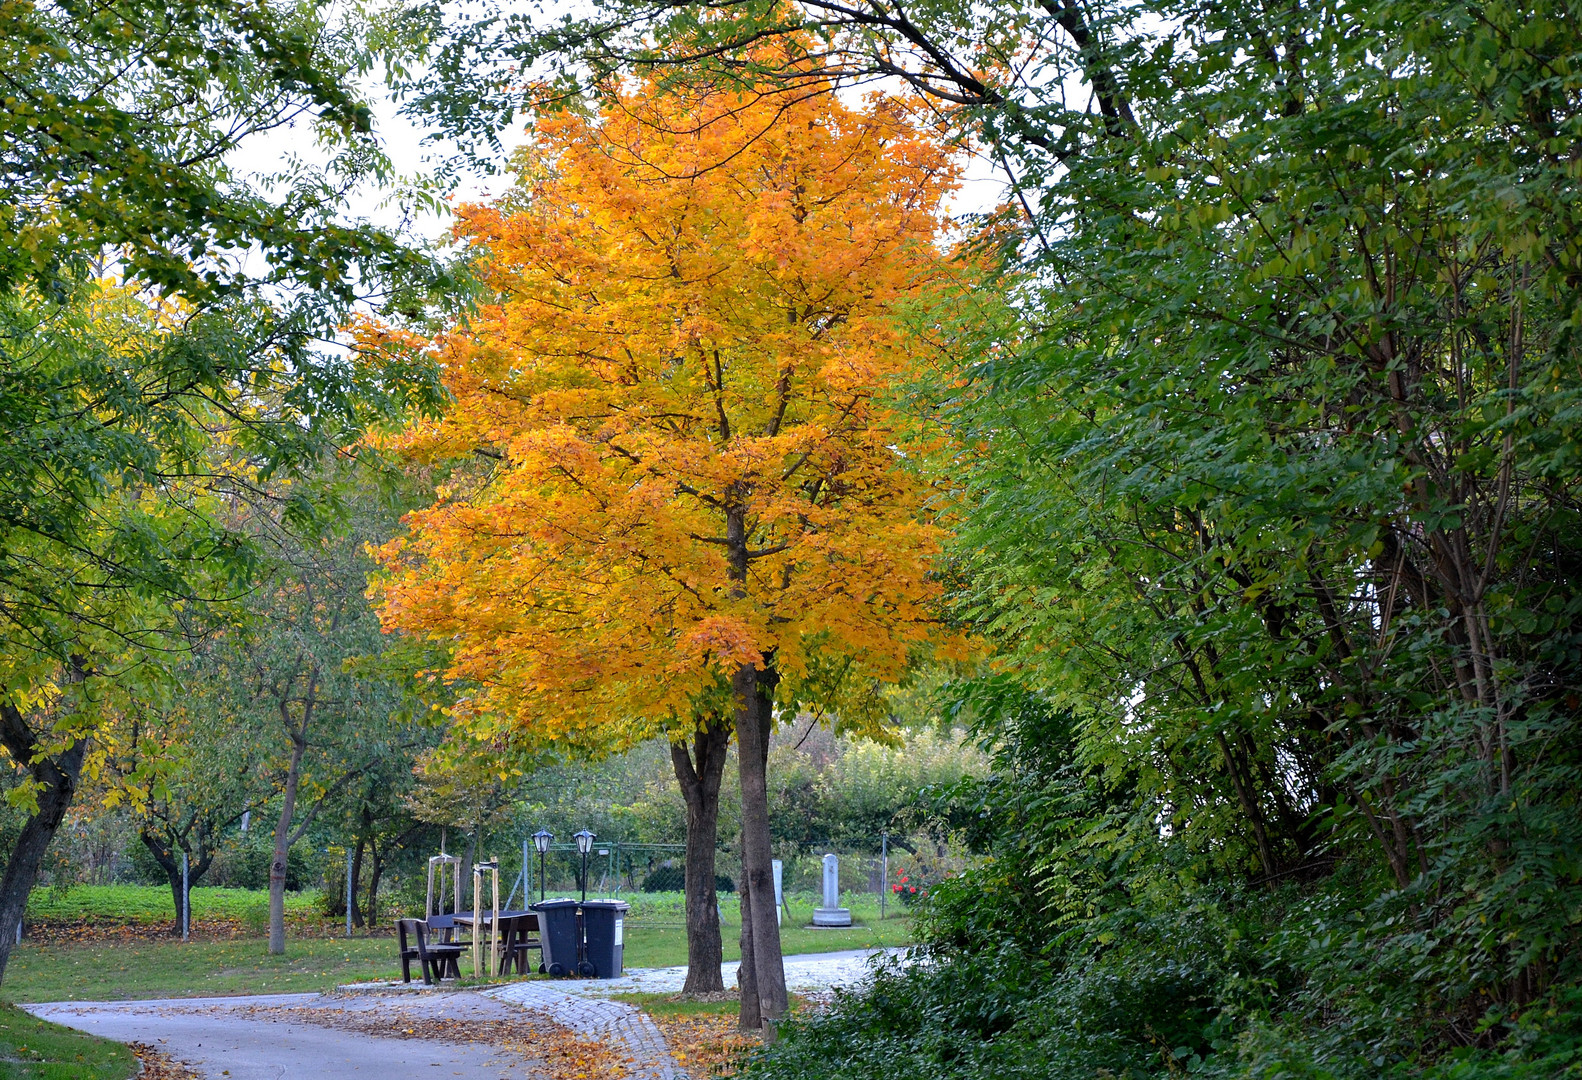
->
[678,617,765,671]
[370,74,972,747]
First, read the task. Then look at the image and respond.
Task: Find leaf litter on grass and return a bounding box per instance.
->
[648,1011,761,1077]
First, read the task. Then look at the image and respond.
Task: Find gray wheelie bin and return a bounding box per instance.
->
[531,898,582,976]
[580,899,630,978]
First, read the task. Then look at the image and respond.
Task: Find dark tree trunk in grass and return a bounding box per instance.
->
[0,698,88,985]
[349,831,367,929]
[734,658,786,1028]
[140,826,214,935]
[269,728,308,955]
[670,715,732,994]
[266,662,357,954]
[737,854,760,1030]
[367,851,384,927]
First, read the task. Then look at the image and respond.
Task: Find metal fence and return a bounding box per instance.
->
[492,835,972,925]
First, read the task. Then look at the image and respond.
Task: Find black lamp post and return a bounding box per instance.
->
[532,830,553,902]
[574,829,595,904]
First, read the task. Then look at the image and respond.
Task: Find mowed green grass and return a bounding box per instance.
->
[0,1001,135,1079]
[2,920,914,1003]
[1,887,913,1004]
[1,937,403,1003]
[24,884,319,927]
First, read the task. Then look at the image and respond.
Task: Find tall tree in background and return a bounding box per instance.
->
[370,71,965,1022]
[0,0,439,984]
[211,476,429,956]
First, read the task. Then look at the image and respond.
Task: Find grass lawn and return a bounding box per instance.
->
[611,991,741,1018]
[0,886,914,1004]
[0,1001,135,1079]
[2,918,913,1003]
[1,937,402,1003]
[25,884,320,930]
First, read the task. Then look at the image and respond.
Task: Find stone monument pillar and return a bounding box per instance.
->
[813,852,852,927]
[773,859,784,926]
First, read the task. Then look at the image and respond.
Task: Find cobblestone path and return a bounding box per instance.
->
[487,982,684,1080]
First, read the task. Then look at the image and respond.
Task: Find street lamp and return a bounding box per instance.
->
[532,830,553,902]
[574,829,596,904]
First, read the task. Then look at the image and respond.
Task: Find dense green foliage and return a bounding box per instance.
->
[0,0,445,985]
[747,686,1582,1078]
[443,0,1582,1075]
[0,0,425,301]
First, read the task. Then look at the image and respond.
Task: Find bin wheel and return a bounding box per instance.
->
[578,960,596,977]
[548,962,567,977]
[538,963,547,975]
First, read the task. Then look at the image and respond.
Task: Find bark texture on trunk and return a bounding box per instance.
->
[734,659,786,1026]
[671,715,731,994]
[367,852,384,927]
[140,826,214,935]
[737,855,761,1030]
[0,699,88,985]
[349,832,366,929]
[268,732,307,955]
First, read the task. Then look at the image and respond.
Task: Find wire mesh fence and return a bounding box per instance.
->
[482,836,972,927]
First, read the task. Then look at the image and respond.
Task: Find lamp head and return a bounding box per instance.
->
[574,829,595,855]
[532,829,553,854]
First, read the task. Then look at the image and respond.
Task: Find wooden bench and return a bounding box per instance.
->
[396,918,464,984]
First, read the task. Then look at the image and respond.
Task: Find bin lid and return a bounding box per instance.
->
[531,898,581,910]
[580,899,630,912]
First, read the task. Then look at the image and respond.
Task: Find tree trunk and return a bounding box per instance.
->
[349,833,366,929]
[463,828,478,903]
[269,734,308,955]
[734,658,786,1026]
[367,851,384,928]
[139,831,186,934]
[671,715,731,994]
[0,701,89,985]
[737,851,760,1030]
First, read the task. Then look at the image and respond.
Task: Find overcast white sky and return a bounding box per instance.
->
[228,46,1009,257]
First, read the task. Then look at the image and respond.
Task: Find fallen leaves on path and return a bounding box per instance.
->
[649,1012,761,1077]
[128,1042,201,1079]
[240,1003,631,1079]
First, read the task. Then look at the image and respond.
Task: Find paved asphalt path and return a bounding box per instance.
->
[21,948,906,1079]
[25,991,545,1079]
[545,947,908,998]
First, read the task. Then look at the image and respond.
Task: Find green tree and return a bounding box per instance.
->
[206,473,432,955]
[0,0,440,982]
[2,0,424,301]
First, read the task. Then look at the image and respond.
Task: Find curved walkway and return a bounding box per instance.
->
[22,948,904,1079]
[25,991,544,1079]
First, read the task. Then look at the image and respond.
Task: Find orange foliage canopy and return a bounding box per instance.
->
[369,78,966,752]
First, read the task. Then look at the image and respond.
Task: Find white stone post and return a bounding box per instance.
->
[812,852,852,927]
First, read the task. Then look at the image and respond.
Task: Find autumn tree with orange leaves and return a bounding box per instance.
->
[369,73,964,1026]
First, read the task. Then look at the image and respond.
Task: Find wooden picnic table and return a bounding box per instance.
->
[447,911,539,977]
[448,909,531,929]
